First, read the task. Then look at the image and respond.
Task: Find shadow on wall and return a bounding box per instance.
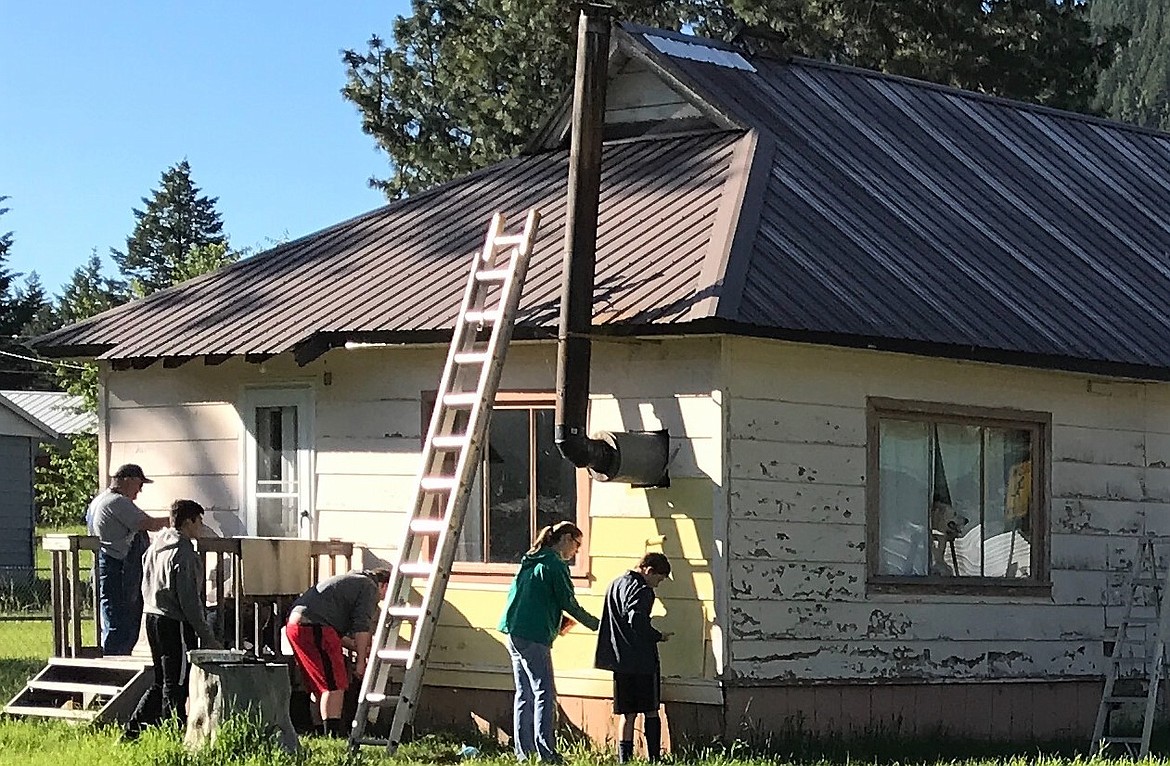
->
[415,594,514,741]
[609,386,722,751]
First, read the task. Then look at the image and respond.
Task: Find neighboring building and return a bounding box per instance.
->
[30,25,1170,744]
[0,391,94,574]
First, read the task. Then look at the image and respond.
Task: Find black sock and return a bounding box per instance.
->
[322,718,343,737]
[619,740,634,763]
[645,717,661,762]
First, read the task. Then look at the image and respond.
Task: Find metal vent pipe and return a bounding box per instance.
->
[554,5,669,487]
[554,4,619,477]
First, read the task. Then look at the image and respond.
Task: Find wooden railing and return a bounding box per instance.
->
[43,534,354,659]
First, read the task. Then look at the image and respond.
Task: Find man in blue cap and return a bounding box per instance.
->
[86,464,169,655]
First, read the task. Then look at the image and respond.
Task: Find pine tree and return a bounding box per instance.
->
[53,252,129,410]
[0,199,52,389]
[1093,0,1170,131]
[112,160,229,295]
[342,1,1127,199]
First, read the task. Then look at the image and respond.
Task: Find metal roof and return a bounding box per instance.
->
[33,132,743,363]
[621,26,1170,375]
[0,390,94,437]
[32,25,1170,380]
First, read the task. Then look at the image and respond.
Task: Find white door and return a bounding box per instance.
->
[242,388,314,538]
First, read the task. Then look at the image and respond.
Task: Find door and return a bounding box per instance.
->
[242,388,314,538]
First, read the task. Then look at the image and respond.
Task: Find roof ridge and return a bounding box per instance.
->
[780,56,1170,142]
[626,22,1170,143]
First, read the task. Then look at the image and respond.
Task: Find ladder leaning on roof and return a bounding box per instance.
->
[348,210,542,753]
[1091,534,1170,758]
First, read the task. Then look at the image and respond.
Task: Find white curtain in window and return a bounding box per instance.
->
[878,420,931,575]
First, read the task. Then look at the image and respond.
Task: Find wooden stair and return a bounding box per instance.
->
[4,656,153,724]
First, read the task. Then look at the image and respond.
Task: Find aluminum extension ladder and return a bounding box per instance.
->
[348,210,542,753]
[1092,535,1170,757]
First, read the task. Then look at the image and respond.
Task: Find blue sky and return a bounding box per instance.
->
[1,1,411,295]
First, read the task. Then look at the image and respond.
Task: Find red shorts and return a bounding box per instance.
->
[286,622,348,696]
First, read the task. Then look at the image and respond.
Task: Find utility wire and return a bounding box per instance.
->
[0,348,88,370]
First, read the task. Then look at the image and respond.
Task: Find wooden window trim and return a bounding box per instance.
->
[865,397,1052,596]
[421,390,592,584]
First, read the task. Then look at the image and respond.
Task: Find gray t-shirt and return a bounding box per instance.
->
[290,572,379,635]
[86,489,149,559]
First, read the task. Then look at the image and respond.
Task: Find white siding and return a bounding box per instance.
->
[724,337,1170,682]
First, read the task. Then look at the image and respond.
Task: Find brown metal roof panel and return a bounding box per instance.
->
[57,132,743,360]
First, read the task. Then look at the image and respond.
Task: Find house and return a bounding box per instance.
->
[31,23,1170,745]
[0,390,95,575]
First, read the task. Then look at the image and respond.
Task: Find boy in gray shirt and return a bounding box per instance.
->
[124,499,221,739]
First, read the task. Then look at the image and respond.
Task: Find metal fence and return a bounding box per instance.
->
[0,566,69,620]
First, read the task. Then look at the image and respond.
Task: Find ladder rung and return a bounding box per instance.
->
[1105,695,1149,703]
[1103,737,1144,744]
[377,649,414,663]
[1113,656,1156,663]
[431,435,468,449]
[398,563,434,577]
[464,310,501,324]
[387,606,425,620]
[492,234,524,248]
[453,351,489,365]
[409,518,447,535]
[475,268,510,283]
[420,476,457,492]
[363,692,401,707]
[442,392,478,408]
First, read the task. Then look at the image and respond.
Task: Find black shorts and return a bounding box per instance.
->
[613,671,660,714]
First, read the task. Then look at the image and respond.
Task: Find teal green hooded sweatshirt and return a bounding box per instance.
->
[498,547,599,645]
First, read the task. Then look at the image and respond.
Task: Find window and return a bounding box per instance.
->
[867,398,1048,590]
[421,392,587,575]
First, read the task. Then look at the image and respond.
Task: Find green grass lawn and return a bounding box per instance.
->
[0,620,56,705]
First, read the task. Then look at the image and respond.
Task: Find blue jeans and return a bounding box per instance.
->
[98,550,143,656]
[506,635,560,762]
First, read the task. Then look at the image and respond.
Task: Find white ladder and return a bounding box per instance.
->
[348,210,541,753]
[1092,534,1170,758]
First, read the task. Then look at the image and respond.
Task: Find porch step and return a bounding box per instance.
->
[4,656,153,725]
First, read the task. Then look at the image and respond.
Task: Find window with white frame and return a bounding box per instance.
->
[867,398,1048,587]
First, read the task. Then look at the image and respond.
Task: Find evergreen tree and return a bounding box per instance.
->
[53,252,129,410]
[342,1,1127,199]
[112,160,228,295]
[1093,0,1170,131]
[0,199,52,389]
[171,241,238,284]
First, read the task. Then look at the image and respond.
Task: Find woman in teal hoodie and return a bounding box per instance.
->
[499,521,599,763]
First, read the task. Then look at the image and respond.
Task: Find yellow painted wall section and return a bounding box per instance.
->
[432,477,721,703]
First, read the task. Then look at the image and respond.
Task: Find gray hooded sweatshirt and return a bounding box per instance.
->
[141,527,217,646]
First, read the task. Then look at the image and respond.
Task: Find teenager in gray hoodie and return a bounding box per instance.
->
[124,499,221,739]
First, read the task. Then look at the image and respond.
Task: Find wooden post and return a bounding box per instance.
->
[50,549,63,658]
[69,548,81,658]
